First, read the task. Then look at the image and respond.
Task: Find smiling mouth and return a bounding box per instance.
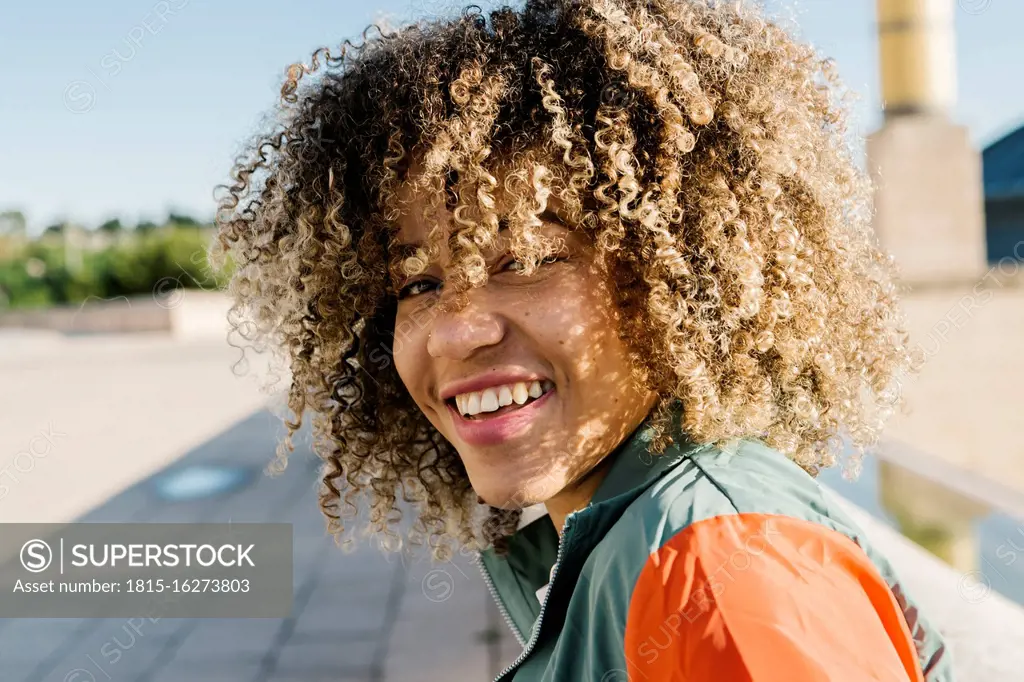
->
[446,380,556,421]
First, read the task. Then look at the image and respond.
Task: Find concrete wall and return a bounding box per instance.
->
[0,295,169,334]
[0,290,232,340]
[167,291,233,340]
[832,491,1024,681]
[888,276,1024,493]
[867,116,988,284]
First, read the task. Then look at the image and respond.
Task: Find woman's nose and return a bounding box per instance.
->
[427,302,505,361]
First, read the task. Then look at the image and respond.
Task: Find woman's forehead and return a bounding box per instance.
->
[389,147,570,241]
[387,200,578,288]
[391,182,569,248]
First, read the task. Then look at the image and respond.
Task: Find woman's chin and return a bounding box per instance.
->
[473,485,538,510]
[471,477,557,510]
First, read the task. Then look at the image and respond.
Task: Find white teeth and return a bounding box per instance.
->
[527,380,543,399]
[454,379,554,417]
[480,388,500,412]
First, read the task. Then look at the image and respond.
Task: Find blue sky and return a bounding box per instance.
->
[2,0,1022,232]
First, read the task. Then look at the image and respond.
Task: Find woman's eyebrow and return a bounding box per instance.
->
[391,241,421,260]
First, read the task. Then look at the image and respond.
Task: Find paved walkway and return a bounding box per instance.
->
[0,331,516,681]
[0,410,518,681]
[0,331,273,525]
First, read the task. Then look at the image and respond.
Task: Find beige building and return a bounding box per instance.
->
[867,0,1024,569]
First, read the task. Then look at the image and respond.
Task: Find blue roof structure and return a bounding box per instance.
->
[983,124,1024,200]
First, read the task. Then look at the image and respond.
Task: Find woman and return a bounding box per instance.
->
[213,1,952,679]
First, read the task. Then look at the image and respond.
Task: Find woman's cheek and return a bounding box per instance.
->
[521,281,588,344]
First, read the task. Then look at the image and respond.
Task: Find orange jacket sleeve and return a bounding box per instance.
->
[623,513,925,682]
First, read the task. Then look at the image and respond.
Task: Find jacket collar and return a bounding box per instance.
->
[478,399,701,641]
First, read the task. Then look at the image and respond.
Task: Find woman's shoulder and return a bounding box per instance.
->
[628,438,859,545]
[584,438,866,585]
[581,441,950,681]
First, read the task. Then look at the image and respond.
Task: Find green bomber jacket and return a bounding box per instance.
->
[477,402,954,681]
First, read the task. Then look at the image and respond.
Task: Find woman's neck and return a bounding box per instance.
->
[544,454,616,536]
[543,391,661,535]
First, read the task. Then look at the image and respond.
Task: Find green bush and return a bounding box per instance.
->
[0,226,234,310]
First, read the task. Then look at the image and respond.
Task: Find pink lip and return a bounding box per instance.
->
[439,370,551,401]
[447,388,555,447]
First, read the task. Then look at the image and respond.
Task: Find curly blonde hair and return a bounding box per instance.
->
[212,0,915,558]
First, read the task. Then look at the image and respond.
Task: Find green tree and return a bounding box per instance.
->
[0,221,229,309]
[167,212,199,226]
[0,210,27,236]
[97,218,124,233]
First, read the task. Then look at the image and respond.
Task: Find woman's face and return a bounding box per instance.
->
[390,182,658,509]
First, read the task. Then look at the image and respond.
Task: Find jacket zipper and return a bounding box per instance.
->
[481,514,576,682]
[476,552,527,649]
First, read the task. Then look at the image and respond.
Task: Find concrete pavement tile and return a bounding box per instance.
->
[149,661,264,682]
[295,555,399,615]
[34,617,180,682]
[386,565,518,682]
[39,642,168,682]
[317,544,400,578]
[298,579,393,616]
[283,630,377,646]
[0,617,175,682]
[382,641,495,682]
[292,536,338,564]
[0,658,38,682]
[397,569,493,625]
[387,612,498,681]
[125,453,316,526]
[272,638,377,673]
[0,618,86,664]
[170,650,266,671]
[291,599,386,639]
[78,414,318,526]
[268,667,372,679]
[306,558,397,593]
[173,619,284,659]
[76,483,156,523]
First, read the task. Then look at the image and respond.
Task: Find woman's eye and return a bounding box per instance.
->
[501,254,563,273]
[398,255,564,298]
[503,259,527,274]
[397,279,438,300]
